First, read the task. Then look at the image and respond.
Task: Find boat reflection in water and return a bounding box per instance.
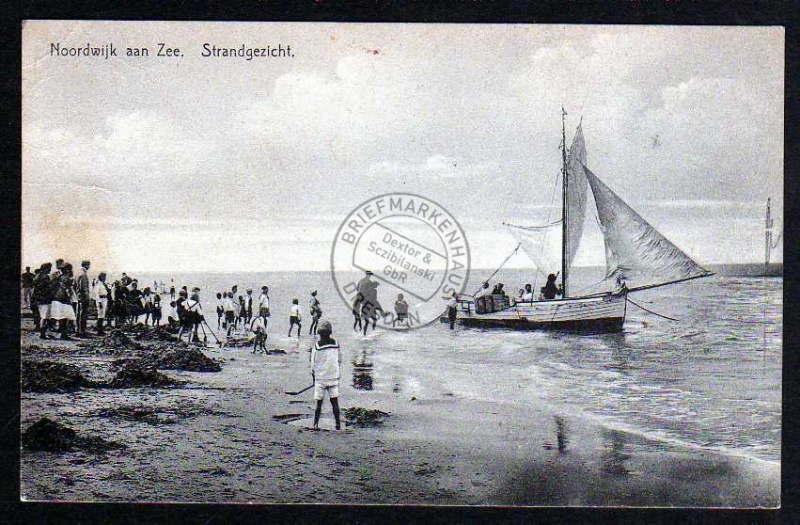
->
[352,348,374,391]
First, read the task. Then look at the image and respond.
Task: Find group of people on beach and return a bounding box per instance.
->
[22,259,344,431]
[23,259,170,340]
[350,270,410,334]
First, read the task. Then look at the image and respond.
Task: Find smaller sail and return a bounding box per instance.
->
[584,166,711,291]
[506,221,562,280]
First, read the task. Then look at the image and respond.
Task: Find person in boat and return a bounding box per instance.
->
[446,290,459,330]
[490,283,506,296]
[393,293,409,328]
[522,283,534,301]
[541,274,563,300]
[310,319,342,431]
[614,275,629,295]
[288,298,302,338]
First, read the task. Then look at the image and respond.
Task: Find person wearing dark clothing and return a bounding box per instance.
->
[50,263,76,340]
[446,291,459,330]
[541,273,563,300]
[32,263,53,337]
[21,267,34,309]
[75,260,91,336]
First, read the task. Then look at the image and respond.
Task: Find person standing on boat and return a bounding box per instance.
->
[541,273,563,300]
[310,320,342,431]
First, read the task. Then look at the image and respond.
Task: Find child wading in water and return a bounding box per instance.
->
[288,298,302,338]
[310,320,341,430]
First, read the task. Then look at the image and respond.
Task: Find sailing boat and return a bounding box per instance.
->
[451,110,712,332]
[764,198,782,277]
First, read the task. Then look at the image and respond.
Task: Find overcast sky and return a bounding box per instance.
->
[22,22,784,273]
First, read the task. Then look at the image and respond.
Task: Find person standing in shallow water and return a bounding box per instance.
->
[308,290,321,335]
[446,290,459,329]
[310,320,342,430]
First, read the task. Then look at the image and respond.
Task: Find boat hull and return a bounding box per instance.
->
[446,293,627,333]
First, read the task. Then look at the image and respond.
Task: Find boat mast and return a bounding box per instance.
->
[561,107,568,298]
[765,197,773,275]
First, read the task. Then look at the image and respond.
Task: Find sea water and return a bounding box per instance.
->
[135,267,782,464]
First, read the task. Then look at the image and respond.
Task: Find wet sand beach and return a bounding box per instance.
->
[19,320,779,507]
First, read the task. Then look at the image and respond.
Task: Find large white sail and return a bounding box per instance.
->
[506,221,562,279]
[584,166,711,291]
[565,123,589,271]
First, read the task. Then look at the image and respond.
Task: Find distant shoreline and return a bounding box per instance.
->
[113,263,784,278]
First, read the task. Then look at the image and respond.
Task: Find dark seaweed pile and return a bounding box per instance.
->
[343,407,390,427]
[21,360,93,393]
[105,366,184,388]
[22,418,123,453]
[138,346,222,372]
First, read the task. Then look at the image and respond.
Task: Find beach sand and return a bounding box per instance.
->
[19,320,779,507]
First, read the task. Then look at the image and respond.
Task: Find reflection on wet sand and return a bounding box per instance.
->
[555,416,568,453]
[601,429,631,476]
[352,348,374,391]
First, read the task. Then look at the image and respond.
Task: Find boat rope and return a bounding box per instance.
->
[626,296,680,322]
[474,243,521,295]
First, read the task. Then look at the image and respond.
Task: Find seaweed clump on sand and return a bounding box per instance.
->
[21,360,93,393]
[134,325,179,342]
[78,329,144,355]
[22,417,123,453]
[139,345,222,372]
[343,407,390,427]
[105,366,184,389]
